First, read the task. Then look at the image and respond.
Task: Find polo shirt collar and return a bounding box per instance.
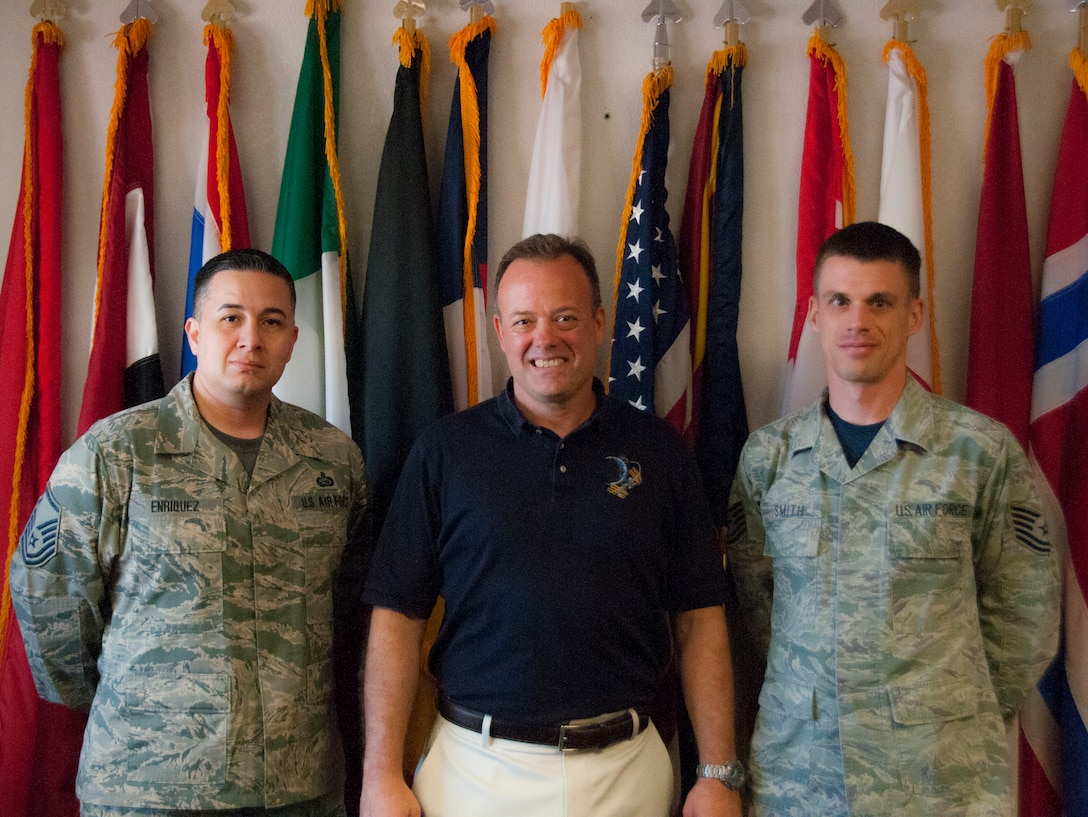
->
[496,377,609,436]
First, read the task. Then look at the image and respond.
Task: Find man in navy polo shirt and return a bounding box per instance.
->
[360,234,743,817]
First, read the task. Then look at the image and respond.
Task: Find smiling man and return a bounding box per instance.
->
[728,222,1060,817]
[11,249,367,817]
[361,234,742,817]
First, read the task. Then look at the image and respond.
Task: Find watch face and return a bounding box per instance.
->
[721,760,745,788]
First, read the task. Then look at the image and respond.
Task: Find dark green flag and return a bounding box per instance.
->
[359,29,453,528]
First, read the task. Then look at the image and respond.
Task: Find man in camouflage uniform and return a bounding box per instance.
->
[728,222,1059,817]
[11,249,367,817]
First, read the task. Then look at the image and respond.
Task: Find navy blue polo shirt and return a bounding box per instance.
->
[363,379,727,724]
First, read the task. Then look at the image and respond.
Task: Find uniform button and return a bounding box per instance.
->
[559,465,567,473]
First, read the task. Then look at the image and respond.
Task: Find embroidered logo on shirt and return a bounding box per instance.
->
[20,488,60,567]
[1011,504,1050,554]
[316,472,335,488]
[606,456,642,499]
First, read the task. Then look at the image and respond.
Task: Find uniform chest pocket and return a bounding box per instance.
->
[762,515,821,559]
[887,516,971,633]
[293,498,351,630]
[763,515,821,635]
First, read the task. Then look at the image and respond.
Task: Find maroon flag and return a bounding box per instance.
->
[77,17,164,435]
[965,32,1033,448]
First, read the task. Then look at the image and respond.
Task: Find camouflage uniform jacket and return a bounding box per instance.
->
[11,376,366,810]
[728,379,1059,817]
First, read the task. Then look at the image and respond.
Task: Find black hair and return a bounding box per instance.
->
[814,222,921,298]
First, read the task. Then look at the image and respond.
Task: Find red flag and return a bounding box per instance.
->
[182,22,250,377]
[781,32,855,415]
[77,18,164,435]
[965,33,1034,448]
[0,22,84,817]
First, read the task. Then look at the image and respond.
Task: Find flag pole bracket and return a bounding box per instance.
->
[120,0,158,24]
[201,0,235,27]
[802,0,844,42]
[714,1,751,47]
[997,0,1032,36]
[30,0,66,22]
[879,0,920,44]
[642,0,682,72]
[395,1,426,32]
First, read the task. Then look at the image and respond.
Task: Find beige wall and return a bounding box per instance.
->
[0,0,1075,444]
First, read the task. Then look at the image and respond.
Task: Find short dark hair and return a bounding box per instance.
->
[814,222,921,299]
[494,234,602,313]
[191,249,297,317]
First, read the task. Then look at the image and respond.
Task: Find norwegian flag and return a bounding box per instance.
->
[608,66,691,432]
[1020,49,1088,817]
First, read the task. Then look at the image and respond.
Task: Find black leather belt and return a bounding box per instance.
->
[437,696,649,751]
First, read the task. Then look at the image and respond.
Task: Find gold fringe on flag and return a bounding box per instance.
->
[883,39,942,394]
[307,0,349,320]
[305,0,342,16]
[539,7,582,99]
[34,19,65,48]
[690,49,744,372]
[608,64,673,372]
[982,31,1031,166]
[449,15,497,407]
[90,17,154,351]
[1,22,58,662]
[807,32,856,226]
[394,26,431,127]
[1071,45,1088,105]
[708,43,747,107]
[205,23,236,250]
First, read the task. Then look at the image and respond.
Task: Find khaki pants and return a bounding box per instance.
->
[413,714,674,817]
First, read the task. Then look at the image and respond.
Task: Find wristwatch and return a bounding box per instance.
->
[695,760,746,790]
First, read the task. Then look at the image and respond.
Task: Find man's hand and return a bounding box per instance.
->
[360,773,422,817]
[682,777,743,817]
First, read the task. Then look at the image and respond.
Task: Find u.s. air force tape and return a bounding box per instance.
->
[20,487,61,567]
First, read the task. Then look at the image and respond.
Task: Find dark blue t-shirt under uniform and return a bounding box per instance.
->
[363,379,727,725]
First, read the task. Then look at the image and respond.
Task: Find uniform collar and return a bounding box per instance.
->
[792,378,934,483]
[154,375,310,487]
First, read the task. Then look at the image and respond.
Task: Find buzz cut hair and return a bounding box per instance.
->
[191,249,297,318]
[814,221,922,299]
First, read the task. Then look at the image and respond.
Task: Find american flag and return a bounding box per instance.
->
[608,66,691,432]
